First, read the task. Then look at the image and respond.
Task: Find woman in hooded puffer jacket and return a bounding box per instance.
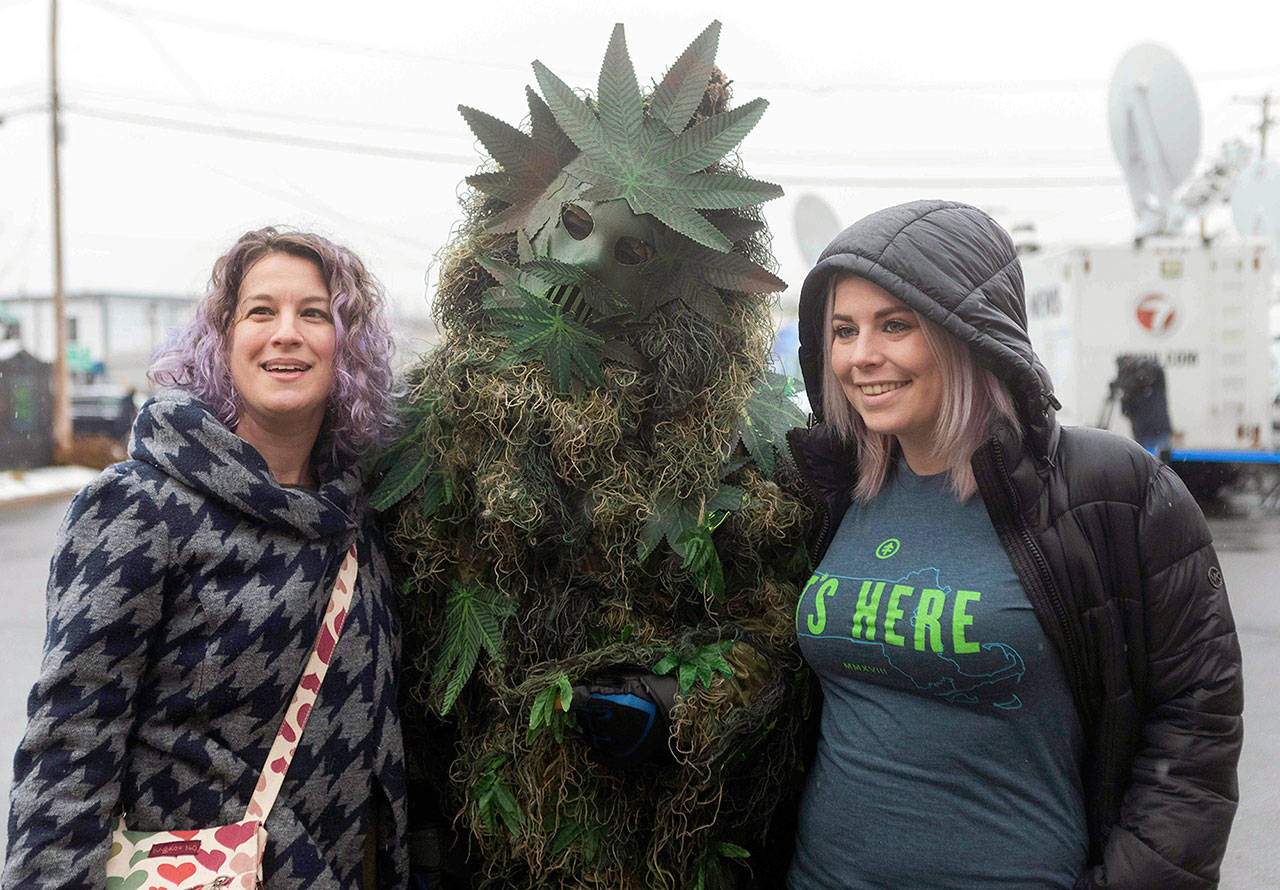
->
[786,200,1242,889]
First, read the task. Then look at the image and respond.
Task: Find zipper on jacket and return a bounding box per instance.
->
[787,432,835,567]
[979,437,1095,730]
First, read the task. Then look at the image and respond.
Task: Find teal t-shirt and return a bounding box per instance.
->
[788,463,1087,890]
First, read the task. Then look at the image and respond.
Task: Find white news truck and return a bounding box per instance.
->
[1021,238,1278,495]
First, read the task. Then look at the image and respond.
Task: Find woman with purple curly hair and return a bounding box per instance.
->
[150,225,398,461]
[5,227,411,889]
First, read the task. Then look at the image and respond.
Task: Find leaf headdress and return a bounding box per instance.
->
[458,20,785,329]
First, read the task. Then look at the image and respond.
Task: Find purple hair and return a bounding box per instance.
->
[149,226,398,455]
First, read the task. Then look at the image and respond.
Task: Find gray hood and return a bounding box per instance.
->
[796,200,1058,441]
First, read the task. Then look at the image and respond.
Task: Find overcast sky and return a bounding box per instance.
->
[1,0,1278,320]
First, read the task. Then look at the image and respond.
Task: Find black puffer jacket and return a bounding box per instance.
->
[788,200,1243,890]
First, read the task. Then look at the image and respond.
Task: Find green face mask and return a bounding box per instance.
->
[537,198,659,297]
[457,21,788,393]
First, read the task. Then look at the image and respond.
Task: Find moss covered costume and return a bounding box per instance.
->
[375,22,812,889]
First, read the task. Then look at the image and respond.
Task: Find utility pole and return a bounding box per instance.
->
[1233,92,1277,159]
[49,0,71,463]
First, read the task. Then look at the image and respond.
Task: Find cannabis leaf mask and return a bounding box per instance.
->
[458,20,785,326]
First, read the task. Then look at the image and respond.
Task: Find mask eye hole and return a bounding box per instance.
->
[614,236,656,266]
[560,203,594,240]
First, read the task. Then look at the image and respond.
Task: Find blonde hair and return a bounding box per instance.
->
[820,276,1019,501]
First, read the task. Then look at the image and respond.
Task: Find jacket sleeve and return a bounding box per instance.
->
[3,469,169,890]
[1087,464,1243,890]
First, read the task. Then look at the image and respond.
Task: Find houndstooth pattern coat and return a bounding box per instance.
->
[3,389,407,889]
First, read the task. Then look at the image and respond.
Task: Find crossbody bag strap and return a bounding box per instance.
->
[243,543,360,823]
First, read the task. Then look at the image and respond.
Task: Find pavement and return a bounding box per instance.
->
[0,466,100,511]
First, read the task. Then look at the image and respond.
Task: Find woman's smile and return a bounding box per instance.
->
[829,276,944,471]
[856,380,909,397]
[228,252,336,446]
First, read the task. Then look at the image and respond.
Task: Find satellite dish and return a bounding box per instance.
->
[1230,158,1280,256]
[1107,43,1202,239]
[793,193,843,267]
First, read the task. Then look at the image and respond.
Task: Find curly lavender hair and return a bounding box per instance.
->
[149,226,398,455]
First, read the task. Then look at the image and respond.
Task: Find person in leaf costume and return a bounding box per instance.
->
[376,21,813,890]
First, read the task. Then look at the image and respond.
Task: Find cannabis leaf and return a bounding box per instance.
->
[639,486,741,598]
[638,225,786,321]
[653,640,735,694]
[676,519,727,600]
[638,484,743,560]
[532,23,781,252]
[736,371,807,475]
[650,21,720,136]
[368,392,454,512]
[526,672,575,745]
[479,257,606,393]
[549,820,601,863]
[688,840,751,890]
[461,87,581,240]
[550,820,584,856]
[475,756,524,837]
[369,449,433,511]
[419,467,454,518]
[434,581,514,715]
[516,256,630,318]
[703,210,765,244]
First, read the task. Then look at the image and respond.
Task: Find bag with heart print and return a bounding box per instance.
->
[104,545,358,890]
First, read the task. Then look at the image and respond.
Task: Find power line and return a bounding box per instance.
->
[63,82,468,140]
[58,103,1126,187]
[78,0,556,75]
[203,163,434,257]
[767,172,1122,188]
[64,103,479,163]
[0,102,48,122]
[73,0,1280,97]
[744,65,1280,96]
[0,81,46,99]
[94,0,226,119]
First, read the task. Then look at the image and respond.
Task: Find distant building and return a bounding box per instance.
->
[0,290,441,389]
[0,291,199,390]
[0,341,54,470]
